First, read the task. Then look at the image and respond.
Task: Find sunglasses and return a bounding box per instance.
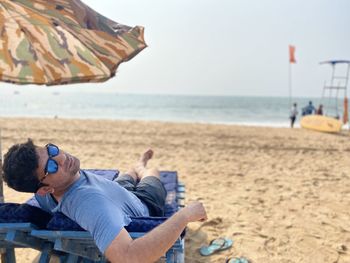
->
[39,143,60,184]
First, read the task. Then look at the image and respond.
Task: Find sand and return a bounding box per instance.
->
[0,117,349,263]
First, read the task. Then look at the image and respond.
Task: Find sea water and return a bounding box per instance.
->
[0,88,325,127]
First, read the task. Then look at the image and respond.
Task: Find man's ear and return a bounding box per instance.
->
[36,186,54,196]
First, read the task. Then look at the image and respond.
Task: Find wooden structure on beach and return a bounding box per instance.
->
[301,60,350,133]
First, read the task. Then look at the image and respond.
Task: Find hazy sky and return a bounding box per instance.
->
[4,0,350,97]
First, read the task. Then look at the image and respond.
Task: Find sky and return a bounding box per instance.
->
[3,0,350,97]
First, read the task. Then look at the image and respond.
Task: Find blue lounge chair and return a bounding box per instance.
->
[0,170,185,263]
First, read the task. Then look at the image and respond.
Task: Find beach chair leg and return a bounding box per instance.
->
[1,248,16,263]
[83,258,103,263]
[78,257,105,263]
[65,254,79,263]
[176,239,185,263]
[166,239,185,263]
[174,249,185,263]
[166,249,175,263]
[39,242,64,263]
[37,250,51,263]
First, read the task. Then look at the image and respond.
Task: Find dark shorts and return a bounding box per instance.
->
[115,174,167,217]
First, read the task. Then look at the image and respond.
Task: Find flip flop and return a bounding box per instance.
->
[226,257,250,263]
[199,237,233,256]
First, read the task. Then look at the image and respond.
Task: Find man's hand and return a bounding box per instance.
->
[106,201,207,263]
[181,201,207,222]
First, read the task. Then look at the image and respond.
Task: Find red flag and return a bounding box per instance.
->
[289,45,296,63]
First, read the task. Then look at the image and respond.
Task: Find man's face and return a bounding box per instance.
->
[35,144,80,190]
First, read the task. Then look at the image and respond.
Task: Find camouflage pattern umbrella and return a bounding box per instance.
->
[0,0,146,85]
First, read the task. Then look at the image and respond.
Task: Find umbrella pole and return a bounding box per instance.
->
[0,129,4,261]
[0,129,3,203]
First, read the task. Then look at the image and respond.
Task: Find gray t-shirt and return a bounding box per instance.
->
[34,170,149,252]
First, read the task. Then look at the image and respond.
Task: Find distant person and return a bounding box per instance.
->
[302,101,316,116]
[316,104,323,115]
[289,103,298,128]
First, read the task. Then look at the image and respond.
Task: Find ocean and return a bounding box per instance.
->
[0,88,324,127]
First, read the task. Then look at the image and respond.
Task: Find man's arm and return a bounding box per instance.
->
[105,201,207,263]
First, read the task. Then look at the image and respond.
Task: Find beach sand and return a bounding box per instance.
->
[0,117,350,263]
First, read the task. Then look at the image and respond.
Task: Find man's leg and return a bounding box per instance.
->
[291,116,296,128]
[132,149,167,216]
[115,149,158,193]
[114,168,138,191]
[134,149,160,180]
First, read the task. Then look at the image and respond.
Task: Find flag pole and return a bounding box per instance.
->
[289,62,292,109]
[288,45,296,110]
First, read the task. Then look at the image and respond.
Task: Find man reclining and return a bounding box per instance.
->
[2,139,207,263]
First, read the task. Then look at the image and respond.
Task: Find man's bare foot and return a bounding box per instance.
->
[134,149,154,179]
[139,149,154,167]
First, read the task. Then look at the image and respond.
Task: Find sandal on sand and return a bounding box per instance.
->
[199,237,233,256]
[226,256,250,263]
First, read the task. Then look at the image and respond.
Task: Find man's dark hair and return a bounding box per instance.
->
[2,139,40,193]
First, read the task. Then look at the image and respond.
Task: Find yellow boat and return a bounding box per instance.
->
[300,115,342,133]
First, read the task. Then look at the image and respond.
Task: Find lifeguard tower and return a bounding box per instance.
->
[301,60,350,133]
[320,60,350,119]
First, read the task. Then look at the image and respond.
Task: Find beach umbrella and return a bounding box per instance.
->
[0,0,146,85]
[0,0,146,208]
